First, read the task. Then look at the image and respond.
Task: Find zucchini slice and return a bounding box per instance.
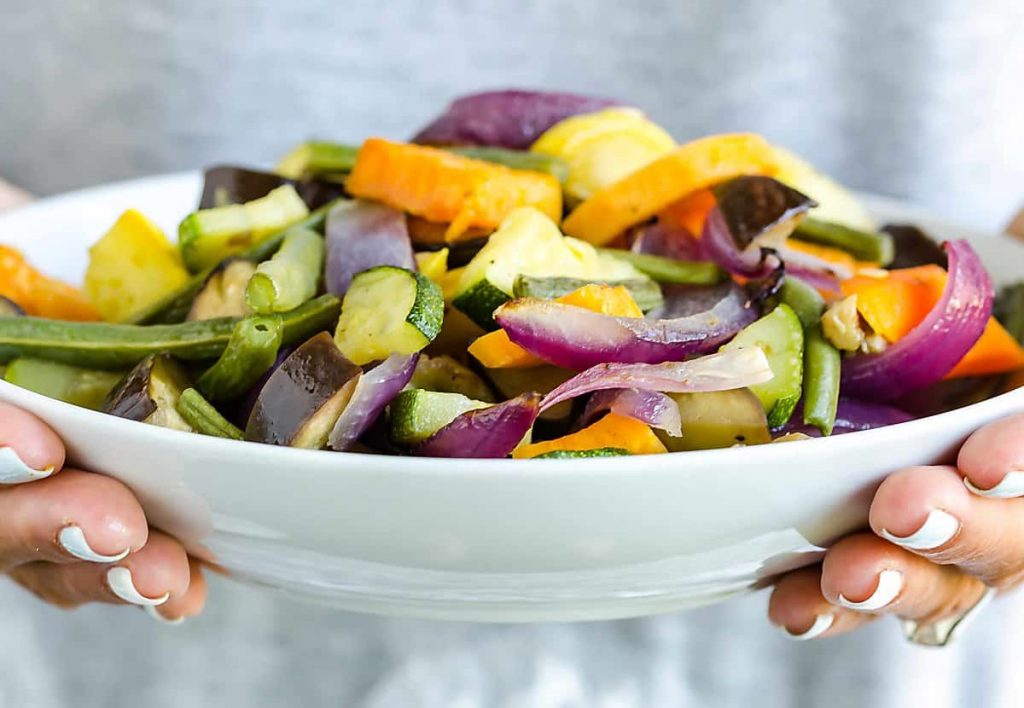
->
[534,447,630,459]
[452,208,641,329]
[335,266,443,366]
[657,389,771,451]
[721,304,804,427]
[388,389,490,446]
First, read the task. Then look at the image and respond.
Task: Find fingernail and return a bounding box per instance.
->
[0,446,53,485]
[837,569,903,612]
[106,567,169,607]
[964,471,1024,499]
[58,526,131,564]
[879,509,960,551]
[144,605,185,626]
[784,613,834,641]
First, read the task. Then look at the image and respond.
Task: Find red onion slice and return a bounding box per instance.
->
[494,284,757,369]
[328,354,419,451]
[415,393,542,458]
[841,240,993,401]
[579,389,682,436]
[780,397,915,437]
[325,201,416,297]
[541,347,774,411]
[412,90,620,149]
[631,221,705,262]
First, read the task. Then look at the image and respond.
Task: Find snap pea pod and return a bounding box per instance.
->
[599,249,725,285]
[802,325,841,436]
[196,315,284,402]
[0,295,339,370]
[794,218,895,265]
[779,276,839,435]
[245,227,324,314]
[176,388,244,440]
[130,200,341,325]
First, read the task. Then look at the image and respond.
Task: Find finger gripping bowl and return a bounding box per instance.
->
[1,173,1022,621]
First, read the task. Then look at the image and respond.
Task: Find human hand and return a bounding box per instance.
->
[0,402,207,623]
[768,413,1024,643]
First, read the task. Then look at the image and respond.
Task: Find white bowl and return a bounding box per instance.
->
[1,173,1022,622]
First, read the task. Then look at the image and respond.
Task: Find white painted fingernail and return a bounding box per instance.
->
[784,613,834,641]
[837,569,903,612]
[0,446,53,485]
[58,526,130,564]
[144,605,185,626]
[880,509,960,551]
[106,567,169,607]
[964,471,1024,498]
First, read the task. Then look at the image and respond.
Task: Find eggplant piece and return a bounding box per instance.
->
[409,354,496,402]
[198,166,347,211]
[881,224,947,269]
[656,389,771,451]
[712,176,816,249]
[245,332,361,448]
[103,354,194,431]
[186,259,257,321]
[0,296,26,317]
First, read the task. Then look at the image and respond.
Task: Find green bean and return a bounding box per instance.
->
[447,146,570,183]
[794,218,895,265]
[196,315,283,402]
[779,276,826,329]
[130,200,341,325]
[3,358,124,410]
[176,388,244,440]
[276,141,360,179]
[599,249,726,285]
[245,227,324,315]
[802,324,841,435]
[0,294,339,370]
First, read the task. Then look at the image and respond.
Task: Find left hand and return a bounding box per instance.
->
[768,413,1024,641]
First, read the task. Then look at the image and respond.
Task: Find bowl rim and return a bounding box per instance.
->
[2,171,1023,477]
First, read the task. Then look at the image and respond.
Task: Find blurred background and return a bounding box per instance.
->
[2,1,1024,706]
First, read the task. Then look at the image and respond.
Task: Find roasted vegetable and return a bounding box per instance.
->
[186,260,256,321]
[415,393,541,458]
[779,277,840,435]
[325,200,415,297]
[3,358,123,410]
[599,250,724,285]
[246,227,324,314]
[196,315,284,402]
[199,165,346,210]
[275,142,360,179]
[335,266,443,366]
[0,245,99,321]
[513,275,663,312]
[388,389,491,446]
[0,295,340,370]
[103,354,194,431]
[484,365,575,423]
[176,388,245,440]
[245,332,362,448]
[534,448,630,459]
[794,218,894,265]
[409,354,495,401]
[178,185,310,272]
[513,413,666,458]
[881,224,947,269]
[0,296,25,317]
[657,389,771,451]
[345,138,563,241]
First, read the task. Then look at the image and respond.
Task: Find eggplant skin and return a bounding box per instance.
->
[103,354,193,429]
[0,296,26,317]
[199,166,347,211]
[713,177,815,247]
[882,223,947,269]
[245,332,361,447]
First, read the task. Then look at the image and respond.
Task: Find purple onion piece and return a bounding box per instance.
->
[779,397,915,437]
[783,263,841,295]
[579,389,682,436]
[700,207,782,278]
[631,221,705,262]
[841,240,993,401]
[328,354,419,451]
[415,393,542,459]
[495,284,757,369]
[540,348,774,412]
[412,90,620,149]
[325,200,416,297]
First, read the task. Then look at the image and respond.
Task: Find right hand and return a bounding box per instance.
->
[0,402,206,623]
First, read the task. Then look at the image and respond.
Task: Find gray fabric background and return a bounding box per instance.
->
[2,1,1024,706]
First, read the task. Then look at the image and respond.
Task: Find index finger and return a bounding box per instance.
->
[0,402,66,484]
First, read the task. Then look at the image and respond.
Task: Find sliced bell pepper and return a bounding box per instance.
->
[841,265,1024,379]
[658,188,716,237]
[468,284,643,368]
[0,245,99,321]
[513,413,667,458]
[562,133,781,246]
[346,138,562,241]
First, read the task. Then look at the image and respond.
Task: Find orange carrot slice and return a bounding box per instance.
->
[513,413,667,458]
[0,245,99,321]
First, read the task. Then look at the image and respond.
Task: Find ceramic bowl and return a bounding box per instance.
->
[1,173,1022,622]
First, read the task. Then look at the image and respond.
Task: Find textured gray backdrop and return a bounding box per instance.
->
[2,1,1024,707]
